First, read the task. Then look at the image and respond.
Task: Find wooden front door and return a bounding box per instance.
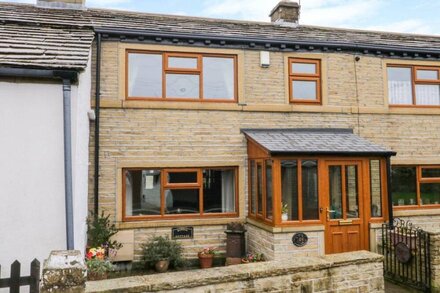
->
[324,160,368,254]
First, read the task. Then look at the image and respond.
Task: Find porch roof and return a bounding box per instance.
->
[242,128,396,157]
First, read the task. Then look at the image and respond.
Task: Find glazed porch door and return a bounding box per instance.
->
[324,160,368,254]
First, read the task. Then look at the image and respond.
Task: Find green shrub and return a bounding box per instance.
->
[142,236,184,268]
[87,211,122,250]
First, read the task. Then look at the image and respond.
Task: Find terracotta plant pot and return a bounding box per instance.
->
[88,272,108,281]
[198,253,214,269]
[155,259,170,273]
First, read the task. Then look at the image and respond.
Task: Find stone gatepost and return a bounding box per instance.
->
[430,232,440,292]
[41,250,87,293]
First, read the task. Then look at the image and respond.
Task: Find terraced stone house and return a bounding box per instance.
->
[2,0,440,264]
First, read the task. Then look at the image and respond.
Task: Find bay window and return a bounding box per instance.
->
[124,167,237,220]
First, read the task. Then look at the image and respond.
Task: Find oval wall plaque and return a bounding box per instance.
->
[395,242,412,264]
[292,233,308,247]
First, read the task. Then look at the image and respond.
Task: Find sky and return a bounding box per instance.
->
[1,0,439,36]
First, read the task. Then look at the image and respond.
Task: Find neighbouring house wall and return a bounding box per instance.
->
[0,61,91,281]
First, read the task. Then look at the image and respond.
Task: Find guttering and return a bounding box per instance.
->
[0,66,78,250]
[94,27,440,56]
[94,33,101,218]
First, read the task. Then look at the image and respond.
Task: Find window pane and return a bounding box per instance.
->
[329,166,342,220]
[203,57,234,100]
[203,169,235,213]
[168,57,198,69]
[166,74,200,98]
[128,53,162,98]
[417,70,438,80]
[415,84,440,105]
[165,189,199,214]
[257,163,263,215]
[265,160,273,220]
[292,62,316,74]
[292,80,317,100]
[391,166,417,206]
[250,160,257,214]
[281,160,298,221]
[302,160,319,220]
[420,183,440,205]
[125,169,161,216]
[422,168,440,178]
[167,171,198,184]
[388,67,413,105]
[345,166,359,219]
[370,160,382,217]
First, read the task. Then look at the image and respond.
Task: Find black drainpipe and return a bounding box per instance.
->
[94,33,102,217]
[0,67,77,250]
[386,156,394,227]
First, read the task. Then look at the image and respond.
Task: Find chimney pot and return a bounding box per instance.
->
[269,0,300,25]
[37,0,86,9]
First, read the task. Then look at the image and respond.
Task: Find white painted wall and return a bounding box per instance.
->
[0,56,91,286]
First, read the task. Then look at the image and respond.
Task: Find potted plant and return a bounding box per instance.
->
[241,252,265,264]
[142,236,183,273]
[281,203,289,221]
[87,212,123,258]
[85,247,114,280]
[198,247,217,269]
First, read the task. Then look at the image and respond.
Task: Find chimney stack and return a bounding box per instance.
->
[270,0,300,25]
[37,0,85,9]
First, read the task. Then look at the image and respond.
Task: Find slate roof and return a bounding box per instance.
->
[242,128,396,156]
[0,2,439,55]
[0,22,94,69]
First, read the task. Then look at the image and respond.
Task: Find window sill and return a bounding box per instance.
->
[246,217,324,233]
[117,216,245,230]
[393,208,440,217]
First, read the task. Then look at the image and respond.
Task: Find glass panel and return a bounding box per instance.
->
[125,169,161,216]
[250,160,257,214]
[417,70,438,80]
[415,84,440,105]
[168,57,198,69]
[265,160,273,220]
[292,80,317,100]
[329,166,342,220]
[257,163,263,215]
[370,160,382,217]
[420,183,440,205]
[164,189,199,214]
[345,166,359,219]
[281,160,298,221]
[203,169,235,213]
[203,57,234,100]
[167,171,198,184]
[422,168,440,178]
[292,62,316,74]
[388,67,413,105]
[128,53,162,98]
[391,166,417,206]
[302,160,319,220]
[166,74,200,98]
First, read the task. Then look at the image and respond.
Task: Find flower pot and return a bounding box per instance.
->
[155,259,170,273]
[282,213,288,221]
[198,253,214,269]
[88,272,108,281]
[241,258,249,264]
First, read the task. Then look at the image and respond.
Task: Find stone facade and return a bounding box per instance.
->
[85,251,384,293]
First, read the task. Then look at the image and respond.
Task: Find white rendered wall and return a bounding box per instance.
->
[0,60,91,285]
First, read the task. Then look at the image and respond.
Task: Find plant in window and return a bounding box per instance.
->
[198,247,218,269]
[85,247,114,281]
[87,212,123,257]
[141,236,184,273]
[281,203,289,221]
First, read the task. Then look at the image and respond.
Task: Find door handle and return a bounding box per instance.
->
[326,208,335,220]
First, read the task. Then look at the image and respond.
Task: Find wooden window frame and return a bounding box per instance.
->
[126,50,238,103]
[288,58,322,104]
[388,64,440,108]
[122,167,239,221]
[392,165,440,210]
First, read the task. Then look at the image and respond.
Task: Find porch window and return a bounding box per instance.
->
[388,65,440,106]
[392,165,440,207]
[370,160,383,217]
[123,167,237,220]
[289,58,321,104]
[127,50,237,102]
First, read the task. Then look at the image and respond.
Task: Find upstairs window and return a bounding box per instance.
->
[289,58,321,104]
[127,51,237,102]
[388,65,440,106]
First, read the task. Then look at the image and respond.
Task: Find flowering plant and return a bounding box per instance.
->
[198,247,218,256]
[86,247,106,260]
[85,247,114,279]
[242,252,265,263]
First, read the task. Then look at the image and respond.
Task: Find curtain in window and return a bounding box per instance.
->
[221,170,235,212]
[125,172,133,216]
[388,81,413,104]
[416,85,440,105]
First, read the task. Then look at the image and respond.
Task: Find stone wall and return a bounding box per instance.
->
[85,251,384,293]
